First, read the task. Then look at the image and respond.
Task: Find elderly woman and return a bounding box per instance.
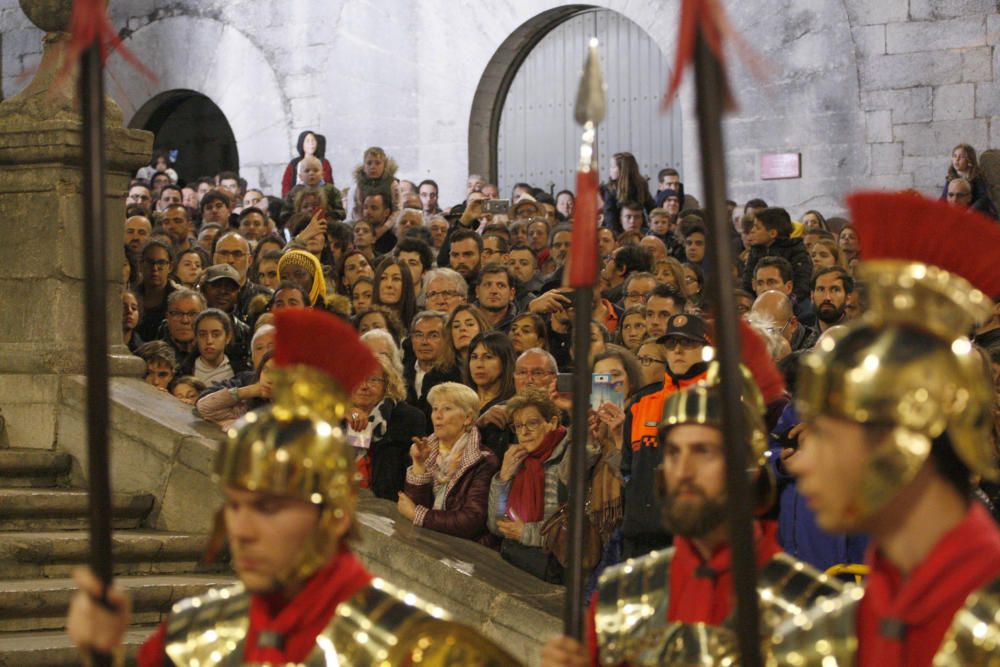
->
[397,382,498,546]
[348,354,427,500]
[487,388,572,582]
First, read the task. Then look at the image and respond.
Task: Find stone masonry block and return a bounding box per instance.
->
[886,17,986,54]
[871,142,903,174]
[910,0,996,21]
[903,155,947,189]
[859,51,963,90]
[933,83,975,120]
[989,14,1000,45]
[990,118,1000,149]
[852,25,886,58]
[860,87,934,123]
[976,81,1000,118]
[894,118,989,156]
[843,0,908,25]
[157,464,220,533]
[963,47,993,81]
[866,109,894,142]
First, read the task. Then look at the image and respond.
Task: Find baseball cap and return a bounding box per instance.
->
[657,314,708,344]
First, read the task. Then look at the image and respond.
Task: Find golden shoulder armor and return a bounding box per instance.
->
[767,584,864,667]
[163,578,520,667]
[594,547,674,666]
[933,575,1000,666]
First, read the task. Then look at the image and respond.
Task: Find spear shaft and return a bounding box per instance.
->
[81,41,114,667]
[692,31,763,667]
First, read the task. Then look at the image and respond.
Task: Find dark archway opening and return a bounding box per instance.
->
[129,90,238,185]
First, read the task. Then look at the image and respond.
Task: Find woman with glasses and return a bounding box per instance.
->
[136,239,179,341]
[635,337,668,390]
[487,387,574,582]
[347,354,427,500]
[396,382,499,546]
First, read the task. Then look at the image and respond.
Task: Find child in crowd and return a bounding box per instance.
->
[169,376,205,405]
[280,155,345,225]
[184,309,236,385]
[137,341,176,392]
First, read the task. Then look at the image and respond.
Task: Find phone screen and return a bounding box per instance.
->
[591,373,624,411]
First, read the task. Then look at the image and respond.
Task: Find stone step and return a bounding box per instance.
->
[0,488,154,530]
[0,627,150,667]
[0,574,234,632]
[0,530,218,579]
[0,450,71,488]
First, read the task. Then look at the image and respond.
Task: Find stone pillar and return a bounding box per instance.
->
[0,0,152,449]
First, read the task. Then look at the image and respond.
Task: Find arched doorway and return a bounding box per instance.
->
[129,90,239,184]
[472,7,681,198]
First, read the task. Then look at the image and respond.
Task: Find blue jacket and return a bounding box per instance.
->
[771,403,868,572]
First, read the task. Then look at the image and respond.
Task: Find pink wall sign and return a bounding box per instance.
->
[761,152,801,180]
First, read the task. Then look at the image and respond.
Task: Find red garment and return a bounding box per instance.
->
[857,502,1000,667]
[667,520,781,624]
[138,549,372,666]
[281,158,334,197]
[507,426,566,522]
[585,521,781,666]
[598,298,619,334]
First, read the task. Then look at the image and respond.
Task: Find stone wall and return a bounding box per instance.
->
[1,0,995,214]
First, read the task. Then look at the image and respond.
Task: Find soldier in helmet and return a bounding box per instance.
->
[542,369,841,666]
[771,193,1000,666]
[66,308,518,666]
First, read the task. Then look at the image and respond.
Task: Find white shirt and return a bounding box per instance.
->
[193,356,234,385]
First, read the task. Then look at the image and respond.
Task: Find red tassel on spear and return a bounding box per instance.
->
[62,0,154,80]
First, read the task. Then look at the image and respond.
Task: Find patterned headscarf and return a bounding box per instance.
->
[277,249,327,306]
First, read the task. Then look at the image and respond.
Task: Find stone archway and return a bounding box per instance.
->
[105,16,290,191]
[130,90,239,182]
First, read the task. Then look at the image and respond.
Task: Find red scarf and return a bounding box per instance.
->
[507,426,566,523]
[138,548,373,666]
[667,520,781,625]
[858,502,1000,667]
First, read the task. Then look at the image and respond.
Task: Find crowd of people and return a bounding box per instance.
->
[118,135,1000,589]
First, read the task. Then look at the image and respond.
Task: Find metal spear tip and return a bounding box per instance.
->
[574,37,607,126]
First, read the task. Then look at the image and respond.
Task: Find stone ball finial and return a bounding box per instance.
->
[18,0,75,33]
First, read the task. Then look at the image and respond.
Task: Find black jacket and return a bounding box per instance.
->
[404,362,464,423]
[368,399,428,500]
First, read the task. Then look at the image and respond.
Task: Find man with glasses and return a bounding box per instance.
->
[422,268,468,315]
[622,314,710,559]
[213,231,271,324]
[750,289,817,353]
[404,311,462,421]
[477,348,559,433]
[159,289,206,359]
[126,181,151,210]
[621,272,658,310]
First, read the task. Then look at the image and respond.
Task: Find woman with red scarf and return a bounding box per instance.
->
[488,388,572,583]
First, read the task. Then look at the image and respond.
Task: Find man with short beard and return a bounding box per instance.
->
[542,380,795,667]
[810,266,852,332]
[475,263,517,331]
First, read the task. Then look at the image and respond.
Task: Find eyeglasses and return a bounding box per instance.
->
[514,369,555,379]
[764,319,792,335]
[411,331,442,340]
[637,355,666,367]
[216,250,247,260]
[511,418,544,433]
[143,259,170,268]
[426,290,460,300]
[360,376,386,387]
[662,338,703,351]
[168,310,201,320]
[624,291,651,302]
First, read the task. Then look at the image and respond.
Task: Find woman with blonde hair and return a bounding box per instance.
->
[347,353,427,500]
[941,143,995,215]
[397,382,499,545]
[653,256,685,293]
[809,237,847,269]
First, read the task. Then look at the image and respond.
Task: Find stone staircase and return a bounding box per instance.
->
[0,429,231,666]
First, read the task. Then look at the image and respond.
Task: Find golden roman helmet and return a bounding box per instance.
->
[796,259,998,518]
[659,375,769,468]
[213,308,379,586]
[795,190,1000,520]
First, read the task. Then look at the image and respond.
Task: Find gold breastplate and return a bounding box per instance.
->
[933,575,1000,667]
[163,578,520,666]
